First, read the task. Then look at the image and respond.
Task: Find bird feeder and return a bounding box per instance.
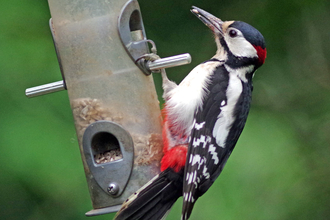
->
[25,0,191,216]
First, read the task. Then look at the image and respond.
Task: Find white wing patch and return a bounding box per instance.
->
[183,192,195,203]
[192,135,212,148]
[189,154,204,169]
[220,100,226,107]
[202,165,210,179]
[208,144,219,164]
[194,121,205,130]
[212,115,229,148]
[212,70,243,147]
[186,170,197,185]
[191,136,219,164]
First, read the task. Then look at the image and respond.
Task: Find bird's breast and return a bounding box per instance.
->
[165,61,221,137]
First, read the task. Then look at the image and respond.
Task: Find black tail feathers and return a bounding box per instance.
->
[114,168,183,220]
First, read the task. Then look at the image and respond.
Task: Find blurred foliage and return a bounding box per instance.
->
[1,0,330,219]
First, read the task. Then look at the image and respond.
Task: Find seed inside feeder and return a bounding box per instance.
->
[92,132,123,164]
[94,149,123,164]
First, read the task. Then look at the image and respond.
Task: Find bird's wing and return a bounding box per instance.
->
[181,65,251,219]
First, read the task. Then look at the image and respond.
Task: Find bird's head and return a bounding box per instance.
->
[191,6,266,69]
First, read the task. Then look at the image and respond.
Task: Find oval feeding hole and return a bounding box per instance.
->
[92,132,123,164]
[129,10,144,42]
[129,10,142,31]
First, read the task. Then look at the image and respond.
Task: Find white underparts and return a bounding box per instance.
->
[163,120,188,148]
[165,61,220,137]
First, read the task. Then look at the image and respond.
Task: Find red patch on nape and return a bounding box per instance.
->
[253,45,267,65]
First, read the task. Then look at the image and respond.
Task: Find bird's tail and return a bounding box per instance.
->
[114,168,183,220]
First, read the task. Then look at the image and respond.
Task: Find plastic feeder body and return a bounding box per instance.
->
[47,0,163,216]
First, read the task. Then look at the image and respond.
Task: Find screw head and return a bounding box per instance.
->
[107,183,119,195]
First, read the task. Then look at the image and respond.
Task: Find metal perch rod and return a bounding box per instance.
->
[25,53,191,98]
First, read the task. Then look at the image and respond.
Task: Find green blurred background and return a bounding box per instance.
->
[1,0,330,219]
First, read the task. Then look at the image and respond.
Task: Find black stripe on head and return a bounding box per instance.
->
[203,58,223,64]
[220,38,259,70]
[229,21,266,49]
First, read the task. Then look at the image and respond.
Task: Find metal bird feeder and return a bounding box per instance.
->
[25,0,191,216]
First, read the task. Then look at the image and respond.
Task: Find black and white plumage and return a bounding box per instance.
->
[114,6,266,220]
[182,62,253,219]
[181,7,266,219]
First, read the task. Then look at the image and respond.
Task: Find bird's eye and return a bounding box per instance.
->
[229,29,237,38]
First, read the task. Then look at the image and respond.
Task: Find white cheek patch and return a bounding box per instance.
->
[225,34,258,58]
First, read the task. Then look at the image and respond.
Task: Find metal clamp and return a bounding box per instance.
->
[136,53,191,75]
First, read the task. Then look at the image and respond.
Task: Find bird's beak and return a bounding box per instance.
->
[191,6,224,36]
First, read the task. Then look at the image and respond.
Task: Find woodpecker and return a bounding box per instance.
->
[115,6,266,220]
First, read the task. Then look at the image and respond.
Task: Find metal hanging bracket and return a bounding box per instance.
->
[117,0,191,76]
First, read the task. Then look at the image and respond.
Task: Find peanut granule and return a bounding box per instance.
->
[133,133,163,166]
[71,98,123,138]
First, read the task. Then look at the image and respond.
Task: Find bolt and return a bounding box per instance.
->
[107,183,119,195]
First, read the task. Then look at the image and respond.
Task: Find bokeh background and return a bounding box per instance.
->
[1,0,330,219]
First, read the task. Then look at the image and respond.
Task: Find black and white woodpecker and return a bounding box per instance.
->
[115,6,266,220]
